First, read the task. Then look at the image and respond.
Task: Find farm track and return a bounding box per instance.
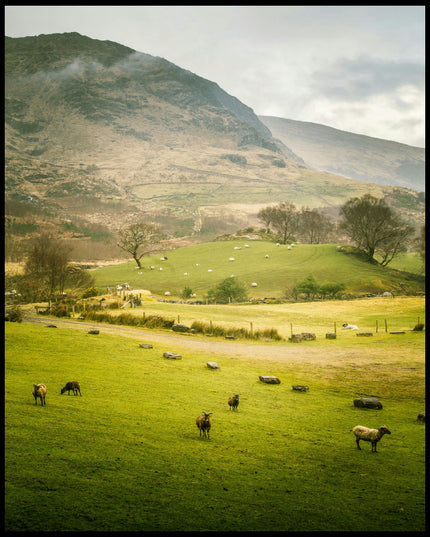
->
[22,313,370,366]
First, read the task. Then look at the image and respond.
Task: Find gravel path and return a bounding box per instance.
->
[22,314,355,365]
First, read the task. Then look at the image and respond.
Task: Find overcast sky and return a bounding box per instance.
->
[5,5,425,147]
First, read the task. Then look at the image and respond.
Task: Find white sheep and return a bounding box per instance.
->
[342,323,359,330]
[351,425,391,452]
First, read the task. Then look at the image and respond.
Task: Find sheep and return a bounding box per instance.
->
[196,412,212,438]
[351,425,391,452]
[342,323,359,330]
[228,394,240,411]
[61,381,81,396]
[33,383,47,406]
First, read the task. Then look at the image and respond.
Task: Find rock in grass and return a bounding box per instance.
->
[163,351,182,360]
[139,343,153,349]
[417,412,425,423]
[292,384,309,392]
[353,397,382,409]
[172,323,190,333]
[88,329,99,335]
[259,375,280,384]
[207,361,220,370]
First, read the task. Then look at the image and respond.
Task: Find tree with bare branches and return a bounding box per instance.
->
[117,222,161,268]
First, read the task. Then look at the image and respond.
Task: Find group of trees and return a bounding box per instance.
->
[257,202,332,245]
[257,194,418,267]
[6,234,94,303]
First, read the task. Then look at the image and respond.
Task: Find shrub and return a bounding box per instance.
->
[82,286,99,299]
[5,306,23,322]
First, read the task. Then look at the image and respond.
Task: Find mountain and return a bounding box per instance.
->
[4,33,425,259]
[259,116,425,193]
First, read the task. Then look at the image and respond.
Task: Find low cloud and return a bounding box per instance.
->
[312,56,424,101]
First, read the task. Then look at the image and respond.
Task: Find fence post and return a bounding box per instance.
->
[290,322,293,337]
[250,321,253,336]
[385,319,388,332]
[334,321,336,335]
[376,320,378,333]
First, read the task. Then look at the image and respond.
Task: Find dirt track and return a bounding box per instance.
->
[22,314,363,366]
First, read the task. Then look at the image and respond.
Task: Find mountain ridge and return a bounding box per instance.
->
[4,32,425,259]
[259,115,425,192]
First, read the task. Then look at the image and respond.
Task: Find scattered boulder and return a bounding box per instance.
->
[325,333,336,339]
[417,412,425,423]
[88,329,99,335]
[139,343,153,349]
[289,333,316,342]
[390,331,405,335]
[225,335,236,340]
[207,361,220,370]
[259,375,280,384]
[289,334,303,343]
[46,324,57,328]
[163,351,182,360]
[172,323,190,333]
[353,397,382,409]
[292,385,309,392]
[356,332,373,337]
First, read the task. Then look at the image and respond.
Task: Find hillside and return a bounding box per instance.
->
[89,241,425,300]
[260,116,425,192]
[4,33,425,260]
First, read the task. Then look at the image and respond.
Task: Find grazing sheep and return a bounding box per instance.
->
[33,383,47,406]
[196,412,212,438]
[61,381,81,396]
[342,323,359,330]
[351,425,391,452]
[228,394,240,411]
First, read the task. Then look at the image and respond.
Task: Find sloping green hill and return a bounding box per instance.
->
[90,241,424,299]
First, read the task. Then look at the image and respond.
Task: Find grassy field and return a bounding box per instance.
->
[89,241,424,300]
[80,296,424,341]
[5,295,425,531]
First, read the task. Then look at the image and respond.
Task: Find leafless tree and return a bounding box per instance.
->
[117,222,161,268]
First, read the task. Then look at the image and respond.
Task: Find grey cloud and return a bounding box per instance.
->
[312,56,424,101]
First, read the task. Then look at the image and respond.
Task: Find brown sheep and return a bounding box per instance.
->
[351,425,391,452]
[61,381,82,396]
[228,394,240,411]
[33,383,47,406]
[196,412,212,438]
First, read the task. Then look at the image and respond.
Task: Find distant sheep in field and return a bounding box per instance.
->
[61,381,81,396]
[265,254,269,258]
[33,383,47,406]
[351,425,391,452]
[228,394,240,411]
[251,282,258,287]
[196,412,212,438]
[342,323,359,330]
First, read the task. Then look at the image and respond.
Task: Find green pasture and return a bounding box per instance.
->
[90,241,424,300]
[5,314,425,531]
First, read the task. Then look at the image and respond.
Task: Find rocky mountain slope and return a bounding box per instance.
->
[5,32,425,256]
[260,116,425,192]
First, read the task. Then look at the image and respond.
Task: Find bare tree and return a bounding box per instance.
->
[24,234,72,300]
[117,222,161,268]
[297,207,332,244]
[271,201,298,244]
[257,206,276,232]
[340,194,415,266]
